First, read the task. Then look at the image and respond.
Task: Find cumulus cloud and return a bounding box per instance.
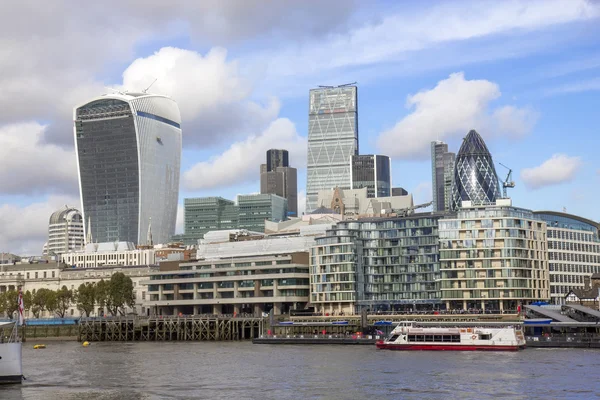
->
[122,47,279,147]
[521,154,582,189]
[377,72,538,159]
[183,118,306,191]
[0,195,80,256]
[0,123,78,195]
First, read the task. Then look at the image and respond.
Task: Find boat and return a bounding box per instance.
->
[0,321,23,384]
[376,321,526,351]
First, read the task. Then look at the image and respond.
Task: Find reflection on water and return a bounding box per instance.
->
[0,342,598,399]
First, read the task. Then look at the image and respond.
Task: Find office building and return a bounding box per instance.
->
[238,194,287,232]
[350,155,391,198]
[451,130,501,211]
[143,228,330,316]
[306,85,358,213]
[315,187,413,218]
[310,213,444,314]
[74,92,181,245]
[260,149,298,217]
[392,187,408,196]
[47,206,85,256]
[439,200,549,312]
[533,211,600,305]
[431,141,455,212]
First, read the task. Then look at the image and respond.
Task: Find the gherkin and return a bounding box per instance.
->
[451,130,501,210]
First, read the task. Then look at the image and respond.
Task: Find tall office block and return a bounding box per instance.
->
[350,154,391,198]
[74,92,181,245]
[431,141,455,212]
[451,130,501,211]
[306,85,358,213]
[260,149,298,217]
[47,206,85,256]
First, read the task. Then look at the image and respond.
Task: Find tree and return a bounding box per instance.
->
[0,290,19,319]
[95,279,109,316]
[107,272,135,316]
[32,288,56,318]
[44,290,58,317]
[54,285,74,318]
[23,290,33,314]
[76,282,96,317]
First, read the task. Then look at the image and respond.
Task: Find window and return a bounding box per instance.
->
[35,272,38,279]
[52,271,55,278]
[26,273,30,279]
[43,272,47,278]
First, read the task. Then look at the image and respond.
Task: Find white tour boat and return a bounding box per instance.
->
[376,321,526,351]
[0,321,23,384]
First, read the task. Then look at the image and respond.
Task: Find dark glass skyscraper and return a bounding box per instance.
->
[451,130,501,210]
[74,93,181,245]
[260,149,297,216]
[350,154,391,198]
[431,141,455,212]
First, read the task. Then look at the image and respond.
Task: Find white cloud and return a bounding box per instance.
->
[254,0,600,86]
[183,118,306,191]
[521,154,582,189]
[0,123,78,195]
[546,77,600,95]
[0,195,80,256]
[297,190,307,216]
[377,72,537,159]
[122,47,279,147]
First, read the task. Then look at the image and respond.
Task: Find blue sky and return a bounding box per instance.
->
[1,0,599,254]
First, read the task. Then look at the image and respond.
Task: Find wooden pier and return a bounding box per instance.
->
[78,315,265,342]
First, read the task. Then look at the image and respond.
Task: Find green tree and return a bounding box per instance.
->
[0,290,19,319]
[23,290,33,314]
[76,282,96,317]
[32,288,57,318]
[95,279,109,316]
[54,285,74,318]
[107,272,135,316]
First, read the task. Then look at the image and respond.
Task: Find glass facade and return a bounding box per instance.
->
[534,211,600,304]
[238,194,287,232]
[260,149,297,217]
[311,214,443,314]
[351,155,391,198]
[439,205,549,312]
[431,142,455,212]
[451,130,501,211]
[75,94,181,245]
[306,86,358,213]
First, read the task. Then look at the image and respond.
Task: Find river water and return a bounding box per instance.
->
[1,342,598,399]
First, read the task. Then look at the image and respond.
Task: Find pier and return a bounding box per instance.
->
[78,315,264,342]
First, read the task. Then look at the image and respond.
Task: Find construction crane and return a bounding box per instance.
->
[498,163,515,198]
[396,201,433,217]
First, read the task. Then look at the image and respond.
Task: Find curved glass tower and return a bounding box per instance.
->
[74,93,181,245]
[451,130,501,210]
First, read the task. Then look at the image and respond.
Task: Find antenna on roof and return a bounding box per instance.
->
[104,86,126,95]
[143,78,158,93]
[337,82,357,87]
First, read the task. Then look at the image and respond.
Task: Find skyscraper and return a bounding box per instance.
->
[431,141,455,212]
[306,85,358,213]
[260,149,298,216]
[47,206,85,256]
[451,130,501,210]
[74,92,181,245]
[350,154,391,198]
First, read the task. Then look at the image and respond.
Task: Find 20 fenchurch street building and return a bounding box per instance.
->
[74,92,182,245]
[306,85,358,213]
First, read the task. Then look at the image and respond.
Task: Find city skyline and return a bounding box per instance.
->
[1,1,600,254]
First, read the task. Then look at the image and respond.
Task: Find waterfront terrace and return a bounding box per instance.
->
[142,252,310,316]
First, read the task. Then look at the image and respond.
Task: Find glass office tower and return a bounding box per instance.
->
[74,93,181,245]
[350,154,391,198]
[306,85,358,213]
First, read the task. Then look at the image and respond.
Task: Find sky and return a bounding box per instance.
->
[1,0,600,255]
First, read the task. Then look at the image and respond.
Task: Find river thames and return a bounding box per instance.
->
[1,342,598,399]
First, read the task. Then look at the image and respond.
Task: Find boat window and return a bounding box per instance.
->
[388,334,400,342]
[407,335,416,342]
[424,335,434,342]
[416,335,424,342]
[434,335,443,342]
[480,334,492,340]
[452,335,461,342]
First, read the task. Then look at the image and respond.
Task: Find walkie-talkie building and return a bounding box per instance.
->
[306,85,358,213]
[451,130,501,210]
[74,92,181,245]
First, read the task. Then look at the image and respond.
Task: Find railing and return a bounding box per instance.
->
[526,334,600,345]
[80,313,263,322]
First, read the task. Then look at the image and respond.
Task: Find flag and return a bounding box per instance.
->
[18,289,24,326]
[376,330,384,335]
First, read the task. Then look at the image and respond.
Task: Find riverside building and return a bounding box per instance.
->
[533,211,600,305]
[439,200,550,312]
[310,213,444,315]
[143,228,329,316]
[306,85,359,213]
[74,92,182,245]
